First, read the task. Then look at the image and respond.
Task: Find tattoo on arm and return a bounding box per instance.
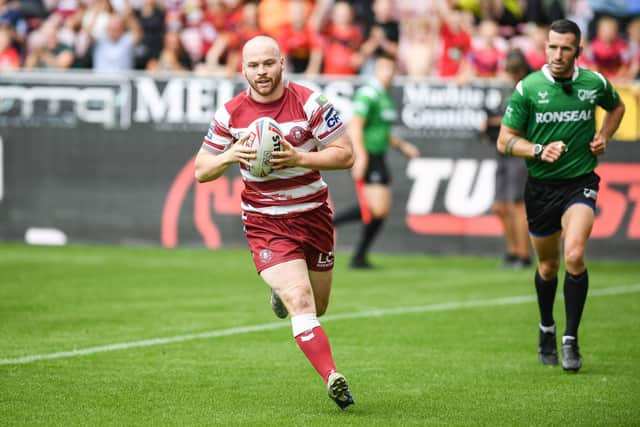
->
[505,135,520,156]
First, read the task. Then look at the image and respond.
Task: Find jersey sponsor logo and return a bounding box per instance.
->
[537,91,549,104]
[535,110,592,123]
[578,89,598,104]
[584,188,597,200]
[317,251,334,267]
[323,107,342,129]
[316,94,328,108]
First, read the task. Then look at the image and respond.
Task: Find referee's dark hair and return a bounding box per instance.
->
[550,19,582,52]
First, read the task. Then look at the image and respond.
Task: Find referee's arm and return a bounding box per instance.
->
[591,100,626,156]
[497,126,567,163]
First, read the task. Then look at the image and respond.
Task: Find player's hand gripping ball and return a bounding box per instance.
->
[244,117,283,177]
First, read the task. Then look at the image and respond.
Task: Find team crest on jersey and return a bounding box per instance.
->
[286,126,309,146]
[259,249,272,263]
[505,106,513,117]
[537,91,549,104]
[578,89,597,104]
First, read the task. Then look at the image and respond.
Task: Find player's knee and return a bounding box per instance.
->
[281,284,315,313]
[370,206,389,219]
[538,260,560,279]
[492,203,506,217]
[564,246,586,273]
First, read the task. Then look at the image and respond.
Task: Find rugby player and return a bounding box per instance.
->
[194,35,355,408]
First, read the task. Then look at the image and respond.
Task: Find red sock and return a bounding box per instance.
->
[295,326,337,383]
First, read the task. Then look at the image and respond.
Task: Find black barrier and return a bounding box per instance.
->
[0,71,639,259]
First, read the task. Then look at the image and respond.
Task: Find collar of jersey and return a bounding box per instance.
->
[369,78,385,92]
[541,64,579,83]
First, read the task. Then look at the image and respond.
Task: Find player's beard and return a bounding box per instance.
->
[250,71,282,98]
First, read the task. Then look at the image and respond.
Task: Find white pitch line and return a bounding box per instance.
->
[2,283,639,366]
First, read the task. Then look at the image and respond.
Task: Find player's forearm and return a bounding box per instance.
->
[389,135,409,155]
[194,151,233,182]
[497,129,537,158]
[297,144,354,170]
[598,101,626,141]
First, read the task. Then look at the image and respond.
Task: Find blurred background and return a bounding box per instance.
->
[1,0,639,259]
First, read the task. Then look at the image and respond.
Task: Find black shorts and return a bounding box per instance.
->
[365,153,390,185]
[524,172,600,237]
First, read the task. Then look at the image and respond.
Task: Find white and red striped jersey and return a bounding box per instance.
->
[201,80,346,216]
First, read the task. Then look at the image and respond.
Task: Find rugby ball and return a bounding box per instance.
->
[244,117,284,177]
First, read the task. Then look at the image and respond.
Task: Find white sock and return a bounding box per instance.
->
[562,335,576,345]
[291,313,320,337]
[539,323,556,334]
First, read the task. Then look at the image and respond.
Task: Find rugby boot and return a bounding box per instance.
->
[538,329,559,366]
[327,372,354,410]
[561,336,582,372]
[270,289,288,319]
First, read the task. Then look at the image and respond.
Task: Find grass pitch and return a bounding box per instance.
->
[1,243,639,426]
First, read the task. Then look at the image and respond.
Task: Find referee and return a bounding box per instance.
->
[497,19,625,372]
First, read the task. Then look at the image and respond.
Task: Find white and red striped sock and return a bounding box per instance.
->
[291,313,336,383]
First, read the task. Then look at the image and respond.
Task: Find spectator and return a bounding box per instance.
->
[523,23,548,70]
[90,11,142,72]
[0,0,28,48]
[58,3,94,68]
[258,0,293,38]
[195,0,260,77]
[0,22,19,69]
[146,29,192,72]
[436,3,472,78]
[586,1,629,40]
[466,19,506,78]
[359,0,399,75]
[566,0,593,36]
[80,0,112,40]
[24,18,74,68]
[626,15,640,79]
[587,15,630,80]
[47,0,81,19]
[185,0,227,63]
[524,0,565,26]
[225,0,261,73]
[320,0,364,75]
[134,0,165,69]
[399,16,438,77]
[277,0,321,74]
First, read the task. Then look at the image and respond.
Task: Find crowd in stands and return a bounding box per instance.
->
[2,0,640,81]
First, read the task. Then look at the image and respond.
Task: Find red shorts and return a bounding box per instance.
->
[243,204,335,273]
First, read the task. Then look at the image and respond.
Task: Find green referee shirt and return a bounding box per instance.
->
[502,65,620,179]
[352,79,397,155]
